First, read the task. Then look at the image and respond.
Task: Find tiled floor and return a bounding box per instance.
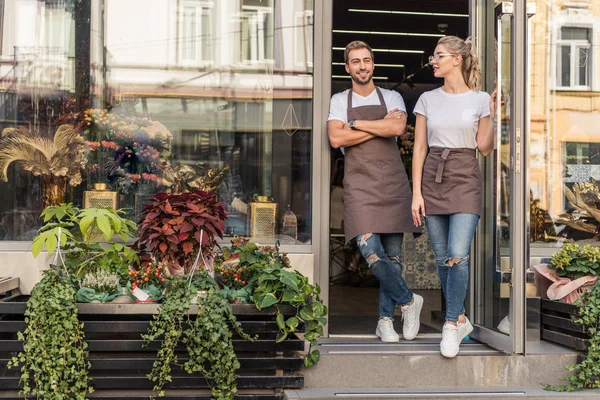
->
[328,285,444,335]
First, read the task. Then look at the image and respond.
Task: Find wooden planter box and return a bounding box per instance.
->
[0,296,306,399]
[541,299,590,351]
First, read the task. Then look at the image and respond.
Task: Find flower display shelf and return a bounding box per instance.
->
[0,295,305,399]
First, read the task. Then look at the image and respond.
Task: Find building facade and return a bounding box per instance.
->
[0,0,599,357]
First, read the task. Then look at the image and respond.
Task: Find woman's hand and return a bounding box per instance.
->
[411,195,426,227]
[489,90,506,118]
[489,90,498,118]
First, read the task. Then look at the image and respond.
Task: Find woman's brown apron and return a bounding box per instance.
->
[421,147,482,216]
[343,87,418,243]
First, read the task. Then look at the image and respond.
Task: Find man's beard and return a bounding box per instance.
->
[351,70,372,85]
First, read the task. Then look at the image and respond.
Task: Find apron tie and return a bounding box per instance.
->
[435,148,452,183]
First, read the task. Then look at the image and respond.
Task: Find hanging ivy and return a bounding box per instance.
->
[8,268,93,399]
[142,273,253,399]
[547,281,600,392]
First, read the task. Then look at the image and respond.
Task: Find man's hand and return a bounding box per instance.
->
[384,108,404,119]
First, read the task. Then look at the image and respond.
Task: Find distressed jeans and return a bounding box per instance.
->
[356,233,413,318]
[425,213,480,322]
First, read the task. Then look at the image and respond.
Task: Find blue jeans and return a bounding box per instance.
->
[355,233,413,318]
[425,213,480,322]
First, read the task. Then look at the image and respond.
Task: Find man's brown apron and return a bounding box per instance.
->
[343,87,418,243]
[421,147,482,216]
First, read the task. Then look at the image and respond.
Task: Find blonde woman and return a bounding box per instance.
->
[411,36,497,358]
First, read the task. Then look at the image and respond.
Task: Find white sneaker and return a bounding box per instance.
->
[400,294,423,341]
[440,317,473,358]
[440,323,459,358]
[376,317,400,343]
[497,315,510,335]
[458,316,473,342]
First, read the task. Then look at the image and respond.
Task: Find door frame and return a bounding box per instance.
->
[469,0,530,354]
[314,1,530,349]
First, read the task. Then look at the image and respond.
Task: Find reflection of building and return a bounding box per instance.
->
[0,0,314,244]
[530,0,600,229]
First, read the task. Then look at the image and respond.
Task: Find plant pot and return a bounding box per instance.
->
[111,291,135,304]
[134,298,157,304]
[190,290,208,305]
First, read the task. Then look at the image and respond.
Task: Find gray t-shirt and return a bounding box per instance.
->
[413,88,491,149]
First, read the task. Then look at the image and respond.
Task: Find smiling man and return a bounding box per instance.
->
[327,41,423,343]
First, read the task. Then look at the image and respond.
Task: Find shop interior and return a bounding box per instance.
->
[328,0,470,336]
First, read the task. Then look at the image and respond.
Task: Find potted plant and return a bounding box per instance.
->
[77,269,121,303]
[31,203,139,279]
[8,267,93,399]
[0,125,88,207]
[546,281,600,392]
[128,260,167,302]
[134,190,227,276]
[537,243,600,350]
[215,250,252,303]
[142,271,253,399]
[218,237,327,367]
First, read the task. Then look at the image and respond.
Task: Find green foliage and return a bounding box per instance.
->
[142,272,253,399]
[8,268,93,399]
[218,240,327,368]
[31,204,138,282]
[547,281,600,392]
[550,243,600,279]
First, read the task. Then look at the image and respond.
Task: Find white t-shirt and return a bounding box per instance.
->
[328,87,407,123]
[413,88,491,149]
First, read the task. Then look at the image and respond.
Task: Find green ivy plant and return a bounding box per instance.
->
[8,268,93,399]
[142,272,253,399]
[546,281,600,392]
[31,203,138,282]
[218,239,327,367]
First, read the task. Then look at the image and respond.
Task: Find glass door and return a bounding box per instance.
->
[471,1,530,354]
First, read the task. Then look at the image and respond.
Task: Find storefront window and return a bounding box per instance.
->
[529,0,600,248]
[0,0,313,244]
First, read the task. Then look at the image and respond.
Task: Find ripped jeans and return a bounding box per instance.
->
[356,233,413,318]
[425,213,480,322]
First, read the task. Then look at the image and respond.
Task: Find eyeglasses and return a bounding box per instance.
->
[428,53,457,64]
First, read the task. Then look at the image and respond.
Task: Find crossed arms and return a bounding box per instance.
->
[327,109,407,149]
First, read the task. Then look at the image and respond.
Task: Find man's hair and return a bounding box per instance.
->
[343,41,374,65]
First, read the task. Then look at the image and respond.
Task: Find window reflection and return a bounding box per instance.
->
[0,0,313,244]
[529,0,600,246]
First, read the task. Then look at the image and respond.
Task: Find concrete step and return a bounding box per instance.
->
[285,387,600,399]
[301,338,582,391]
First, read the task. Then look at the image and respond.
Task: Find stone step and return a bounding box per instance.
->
[285,387,600,399]
[301,338,581,390]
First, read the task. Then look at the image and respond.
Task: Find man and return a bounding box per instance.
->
[327,41,423,343]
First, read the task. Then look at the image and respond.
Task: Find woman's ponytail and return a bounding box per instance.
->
[437,36,483,91]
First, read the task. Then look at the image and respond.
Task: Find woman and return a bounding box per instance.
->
[411,36,497,358]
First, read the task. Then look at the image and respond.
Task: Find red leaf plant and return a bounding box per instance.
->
[134,190,227,276]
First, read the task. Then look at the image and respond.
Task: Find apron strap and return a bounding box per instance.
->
[374,86,385,106]
[347,86,385,112]
[435,148,452,183]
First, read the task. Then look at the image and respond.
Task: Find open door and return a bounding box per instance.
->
[470,1,533,354]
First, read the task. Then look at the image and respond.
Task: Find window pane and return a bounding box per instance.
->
[577,47,589,87]
[0,0,314,244]
[560,45,571,87]
[530,11,600,247]
[560,27,590,41]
